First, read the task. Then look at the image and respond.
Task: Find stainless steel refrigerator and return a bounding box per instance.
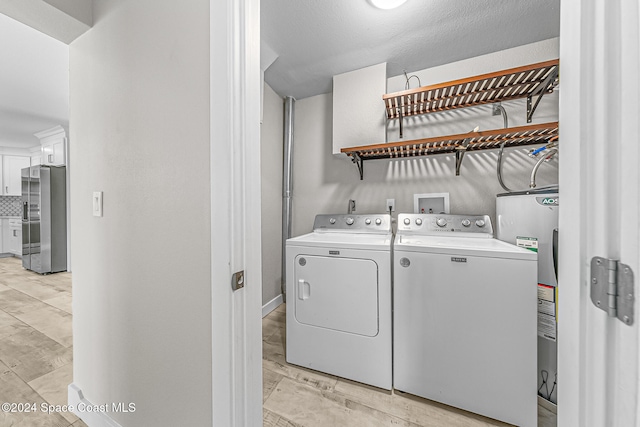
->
[22,165,67,274]
[496,188,559,405]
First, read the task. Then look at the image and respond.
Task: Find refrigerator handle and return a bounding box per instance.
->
[552,228,559,282]
[23,202,28,221]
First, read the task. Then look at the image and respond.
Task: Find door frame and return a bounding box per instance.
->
[558,1,640,426]
[209,0,262,425]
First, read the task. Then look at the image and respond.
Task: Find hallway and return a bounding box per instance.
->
[0,257,85,427]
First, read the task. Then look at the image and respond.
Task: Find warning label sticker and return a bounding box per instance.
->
[517,236,539,252]
[538,284,557,342]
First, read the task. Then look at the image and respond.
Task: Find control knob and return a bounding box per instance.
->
[329,218,336,224]
[403,218,411,225]
[365,218,371,225]
[436,218,447,227]
[461,219,471,227]
[346,217,355,225]
[415,218,423,226]
[475,219,486,227]
[375,218,382,225]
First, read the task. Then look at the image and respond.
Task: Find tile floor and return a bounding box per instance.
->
[263,304,558,427]
[0,257,86,427]
[0,256,557,427]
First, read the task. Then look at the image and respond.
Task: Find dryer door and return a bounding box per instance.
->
[294,255,378,337]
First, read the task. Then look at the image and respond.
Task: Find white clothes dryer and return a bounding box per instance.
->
[286,214,392,390]
[393,213,538,427]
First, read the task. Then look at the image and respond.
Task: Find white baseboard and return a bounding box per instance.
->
[262,294,283,318]
[68,383,124,427]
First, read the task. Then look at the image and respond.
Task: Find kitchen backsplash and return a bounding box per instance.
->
[0,196,22,216]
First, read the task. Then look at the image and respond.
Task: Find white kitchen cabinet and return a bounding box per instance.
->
[2,156,29,195]
[0,220,5,254]
[42,140,65,166]
[1,219,22,257]
[7,219,21,257]
[34,125,67,166]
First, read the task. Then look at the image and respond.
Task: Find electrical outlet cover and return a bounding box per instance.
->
[386,199,395,212]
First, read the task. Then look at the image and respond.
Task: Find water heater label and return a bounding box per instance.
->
[538,284,557,342]
[536,196,559,206]
[516,236,538,252]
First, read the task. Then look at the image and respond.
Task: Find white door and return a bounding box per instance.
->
[559,1,640,426]
[210,0,262,425]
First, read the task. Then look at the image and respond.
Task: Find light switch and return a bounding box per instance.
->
[93,191,103,217]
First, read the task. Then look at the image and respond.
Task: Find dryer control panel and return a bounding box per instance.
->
[313,214,392,234]
[397,214,493,237]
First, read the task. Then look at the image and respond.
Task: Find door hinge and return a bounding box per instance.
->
[590,257,634,325]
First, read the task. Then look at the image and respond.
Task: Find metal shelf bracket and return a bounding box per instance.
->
[351,153,364,180]
[527,67,559,123]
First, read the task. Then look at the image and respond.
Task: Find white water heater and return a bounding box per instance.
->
[496,188,559,405]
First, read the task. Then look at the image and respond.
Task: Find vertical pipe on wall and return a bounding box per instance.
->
[281,96,295,301]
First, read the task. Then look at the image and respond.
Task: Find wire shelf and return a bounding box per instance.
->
[383,59,559,120]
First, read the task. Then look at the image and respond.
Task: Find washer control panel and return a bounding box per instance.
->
[397,214,493,236]
[313,214,392,233]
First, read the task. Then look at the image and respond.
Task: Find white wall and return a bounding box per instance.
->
[332,62,387,153]
[261,84,283,305]
[292,39,559,236]
[69,1,212,425]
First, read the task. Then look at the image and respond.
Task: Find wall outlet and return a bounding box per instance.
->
[386,199,395,212]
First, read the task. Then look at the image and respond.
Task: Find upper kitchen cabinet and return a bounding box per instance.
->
[2,156,29,196]
[34,125,67,166]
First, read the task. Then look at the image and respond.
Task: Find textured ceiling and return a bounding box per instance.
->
[261,0,560,100]
[0,13,68,148]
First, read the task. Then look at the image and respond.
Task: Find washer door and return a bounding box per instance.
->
[294,255,379,337]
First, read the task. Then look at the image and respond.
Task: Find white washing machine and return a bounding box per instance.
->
[286,214,392,390]
[394,213,538,427]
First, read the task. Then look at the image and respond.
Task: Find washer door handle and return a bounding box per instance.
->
[297,279,310,300]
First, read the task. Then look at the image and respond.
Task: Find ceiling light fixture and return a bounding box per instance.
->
[370,0,408,10]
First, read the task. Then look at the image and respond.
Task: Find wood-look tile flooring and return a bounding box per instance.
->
[0,257,87,427]
[263,304,557,427]
[0,256,557,427]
